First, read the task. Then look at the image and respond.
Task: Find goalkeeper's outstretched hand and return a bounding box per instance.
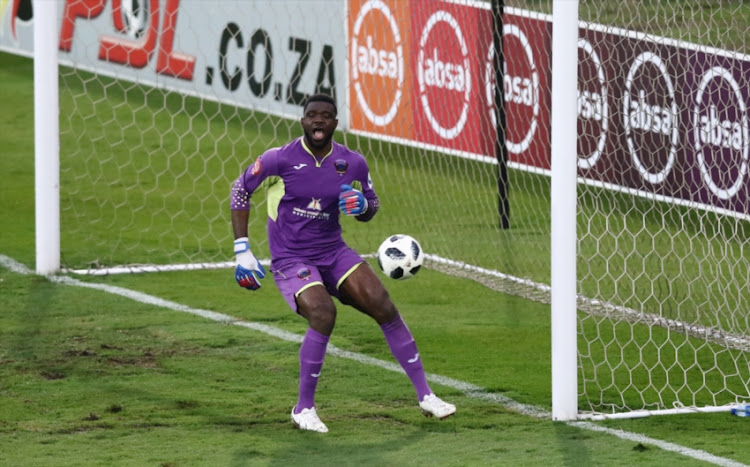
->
[233,237,266,290]
[338,184,368,216]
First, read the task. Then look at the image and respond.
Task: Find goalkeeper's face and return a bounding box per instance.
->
[301,101,338,151]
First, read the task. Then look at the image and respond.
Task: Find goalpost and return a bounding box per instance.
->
[19,0,750,420]
[550,0,578,421]
[33,0,60,276]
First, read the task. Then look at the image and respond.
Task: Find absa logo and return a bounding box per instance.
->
[350,0,404,127]
[498,23,538,155]
[692,66,749,200]
[417,10,470,140]
[577,38,608,170]
[622,51,678,185]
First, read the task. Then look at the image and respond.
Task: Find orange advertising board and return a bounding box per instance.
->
[348,0,415,139]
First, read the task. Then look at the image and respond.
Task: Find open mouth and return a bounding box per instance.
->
[312,128,326,141]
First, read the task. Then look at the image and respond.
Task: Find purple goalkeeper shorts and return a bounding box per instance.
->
[270,246,365,313]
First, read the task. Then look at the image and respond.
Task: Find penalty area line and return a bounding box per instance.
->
[0,254,746,467]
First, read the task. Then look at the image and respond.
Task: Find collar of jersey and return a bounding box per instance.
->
[300,137,332,167]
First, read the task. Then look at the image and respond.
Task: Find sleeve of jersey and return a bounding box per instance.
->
[230,152,276,211]
[230,176,251,211]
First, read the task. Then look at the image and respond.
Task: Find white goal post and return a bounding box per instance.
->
[9,0,750,420]
[33,0,60,275]
[550,0,579,421]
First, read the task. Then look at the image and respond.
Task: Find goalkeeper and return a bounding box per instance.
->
[230,94,455,433]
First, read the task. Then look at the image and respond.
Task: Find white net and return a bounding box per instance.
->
[504,0,750,417]
[571,0,750,416]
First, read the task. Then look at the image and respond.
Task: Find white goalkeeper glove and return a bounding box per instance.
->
[234,237,266,290]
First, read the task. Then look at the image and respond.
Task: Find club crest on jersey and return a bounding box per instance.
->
[250,159,262,176]
[297,268,311,280]
[335,159,348,175]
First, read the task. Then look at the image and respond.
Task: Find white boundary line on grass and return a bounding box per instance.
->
[0,254,746,467]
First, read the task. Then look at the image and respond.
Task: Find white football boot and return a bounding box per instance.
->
[291,406,329,433]
[419,394,456,420]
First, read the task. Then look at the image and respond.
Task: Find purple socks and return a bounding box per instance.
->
[294,314,431,412]
[381,314,432,401]
[295,328,330,413]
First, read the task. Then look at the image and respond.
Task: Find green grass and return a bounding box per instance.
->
[2,264,749,466]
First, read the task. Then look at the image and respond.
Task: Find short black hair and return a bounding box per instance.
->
[303,93,337,115]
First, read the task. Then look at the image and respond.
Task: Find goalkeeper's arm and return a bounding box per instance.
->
[232,208,250,240]
[230,173,266,290]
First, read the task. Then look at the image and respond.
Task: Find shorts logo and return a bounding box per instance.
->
[250,159,262,176]
[297,268,311,280]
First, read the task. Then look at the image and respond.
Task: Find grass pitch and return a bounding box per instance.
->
[3,264,747,466]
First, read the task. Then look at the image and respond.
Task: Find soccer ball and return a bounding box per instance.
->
[122,0,148,39]
[377,234,424,280]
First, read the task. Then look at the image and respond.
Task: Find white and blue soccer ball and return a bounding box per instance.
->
[377,234,424,280]
[122,0,148,39]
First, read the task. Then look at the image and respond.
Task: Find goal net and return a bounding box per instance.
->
[5,0,749,419]
[571,0,750,418]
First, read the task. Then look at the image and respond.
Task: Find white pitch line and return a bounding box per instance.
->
[0,254,746,467]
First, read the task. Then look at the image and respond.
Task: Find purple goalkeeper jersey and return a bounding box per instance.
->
[231,137,379,261]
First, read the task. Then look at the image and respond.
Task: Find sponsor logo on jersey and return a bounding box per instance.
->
[294,163,307,170]
[293,198,331,220]
[306,198,322,211]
